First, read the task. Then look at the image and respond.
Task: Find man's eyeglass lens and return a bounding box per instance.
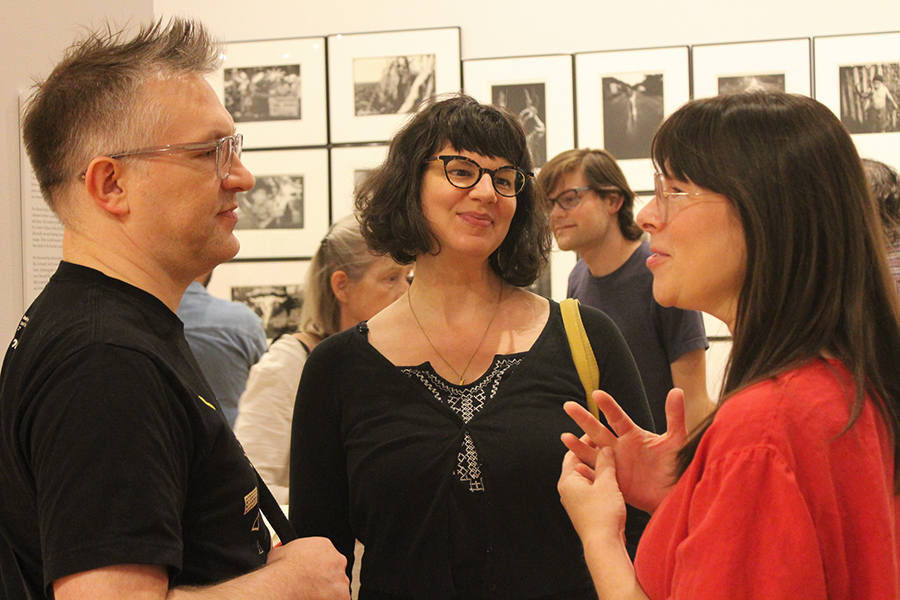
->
[107,134,243,180]
[550,186,591,210]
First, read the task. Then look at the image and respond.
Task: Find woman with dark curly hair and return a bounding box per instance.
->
[290,94,652,599]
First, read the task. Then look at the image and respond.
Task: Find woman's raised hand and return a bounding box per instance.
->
[559,388,689,514]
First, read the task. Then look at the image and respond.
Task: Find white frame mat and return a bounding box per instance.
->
[233,148,330,259]
[327,28,461,144]
[575,46,690,191]
[216,37,327,148]
[692,38,812,99]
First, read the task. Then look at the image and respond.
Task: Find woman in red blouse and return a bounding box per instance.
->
[558,91,900,600]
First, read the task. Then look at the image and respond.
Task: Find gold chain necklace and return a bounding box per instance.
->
[407,286,503,385]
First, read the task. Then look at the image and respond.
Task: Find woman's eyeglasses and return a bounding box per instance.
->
[425,155,532,197]
[653,172,723,222]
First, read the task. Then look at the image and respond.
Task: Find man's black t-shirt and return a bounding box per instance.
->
[0,262,269,599]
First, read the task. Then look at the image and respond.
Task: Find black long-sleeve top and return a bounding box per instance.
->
[290,300,652,599]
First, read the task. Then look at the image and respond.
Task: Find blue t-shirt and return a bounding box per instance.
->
[178,282,267,426]
[568,241,708,431]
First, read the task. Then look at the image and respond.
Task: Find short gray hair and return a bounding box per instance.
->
[21,17,222,218]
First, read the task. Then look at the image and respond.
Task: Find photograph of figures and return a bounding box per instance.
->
[233,283,304,340]
[327,27,461,144]
[462,54,574,171]
[600,72,663,161]
[207,260,310,341]
[231,149,330,259]
[236,174,305,231]
[815,31,900,172]
[216,37,327,148]
[225,64,301,122]
[839,63,900,134]
[354,54,436,117]
[576,46,690,191]
[493,83,547,166]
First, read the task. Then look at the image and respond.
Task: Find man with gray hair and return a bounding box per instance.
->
[0,17,348,600]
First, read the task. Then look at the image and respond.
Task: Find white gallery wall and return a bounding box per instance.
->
[2,0,899,395]
[153,0,900,59]
[0,0,153,343]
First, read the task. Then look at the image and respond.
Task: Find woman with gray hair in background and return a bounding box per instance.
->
[862,158,900,285]
[234,214,411,503]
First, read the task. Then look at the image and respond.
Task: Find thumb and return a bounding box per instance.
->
[595,446,616,475]
[593,446,621,492]
[664,388,687,440]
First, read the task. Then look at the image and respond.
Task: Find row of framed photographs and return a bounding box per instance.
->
[233,145,385,259]
[213,28,461,147]
[210,241,567,341]
[222,28,898,267]
[219,29,899,169]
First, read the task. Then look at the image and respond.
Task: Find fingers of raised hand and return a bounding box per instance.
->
[562,448,594,477]
[561,431,600,469]
[563,400,617,447]
[592,391,639,438]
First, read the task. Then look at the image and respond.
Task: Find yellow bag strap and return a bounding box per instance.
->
[560,298,600,419]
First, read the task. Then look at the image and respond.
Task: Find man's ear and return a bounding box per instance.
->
[82,157,129,215]
[331,270,350,304]
[607,191,626,214]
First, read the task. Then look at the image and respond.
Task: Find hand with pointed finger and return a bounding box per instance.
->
[560,388,689,514]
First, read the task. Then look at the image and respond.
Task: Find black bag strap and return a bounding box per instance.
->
[255,470,296,544]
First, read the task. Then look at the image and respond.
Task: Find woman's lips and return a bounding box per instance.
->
[645,249,669,269]
[459,212,492,228]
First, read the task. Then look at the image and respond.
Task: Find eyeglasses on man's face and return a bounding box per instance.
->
[653,171,723,223]
[81,134,243,181]
[548,185,622,211]
[424,155,532,197]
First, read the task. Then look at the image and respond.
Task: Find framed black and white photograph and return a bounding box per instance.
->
[815,32,900,168]
[206,260,310,341]
[692,38,812,99]
[462,55,575,169]
[575,46,690,191]
[215,37,327,148]
[329,145,389,222]
[838,64,900,133]
[327,28,461,144]
[232,149,329,259]
[236,174,305,230]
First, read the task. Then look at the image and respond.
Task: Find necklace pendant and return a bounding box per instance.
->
[459,377,465,385]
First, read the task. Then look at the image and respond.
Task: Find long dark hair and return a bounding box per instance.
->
[654,92,900,489]
[355,93,551,287]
